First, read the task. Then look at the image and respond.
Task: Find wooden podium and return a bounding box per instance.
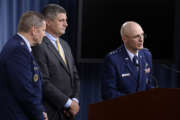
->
[88,88,180,120]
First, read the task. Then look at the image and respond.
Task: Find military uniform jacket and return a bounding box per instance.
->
[0,34,44,120]
[102,44,154,100]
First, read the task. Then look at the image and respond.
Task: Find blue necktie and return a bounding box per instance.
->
[133,55,140,91]
[133,55,139,71]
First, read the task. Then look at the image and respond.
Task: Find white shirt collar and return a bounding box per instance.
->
[125,46,138,62]
[17,33,32,52]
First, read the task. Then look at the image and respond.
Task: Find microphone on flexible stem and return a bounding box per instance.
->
[151,64,180,88]
[151,75,159,88]
[146,74,159,89]
[160,64,180,74]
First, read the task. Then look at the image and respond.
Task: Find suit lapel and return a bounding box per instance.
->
[60,40,74,79]
[59,39,74,86]
[44,37,70,74]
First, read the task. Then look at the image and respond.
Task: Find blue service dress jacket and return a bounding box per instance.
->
[0,34,44,120]
[102,45,154,100]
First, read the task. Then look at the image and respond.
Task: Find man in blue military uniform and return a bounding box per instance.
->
[0,11,48,120]
[102,21,154,100]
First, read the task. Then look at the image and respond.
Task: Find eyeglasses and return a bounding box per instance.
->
[126,33,147,39]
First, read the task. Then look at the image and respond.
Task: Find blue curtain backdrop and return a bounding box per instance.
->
[0,0,180,120]
[0,0,80,120]
[0,0,59,51]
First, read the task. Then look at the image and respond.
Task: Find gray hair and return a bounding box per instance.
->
[42,4,66,20]
[18,11,45,33]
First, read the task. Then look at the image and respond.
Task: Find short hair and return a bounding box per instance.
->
[120,22,128,37]
[18,11,45,33]
[120,21,140,37]
[42,4,66,20]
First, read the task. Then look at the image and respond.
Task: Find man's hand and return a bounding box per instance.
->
[69,100,80,117]
[43,112,48,120]
[64,110,73,118]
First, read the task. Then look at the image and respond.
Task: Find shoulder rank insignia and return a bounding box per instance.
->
[20,42,24,46]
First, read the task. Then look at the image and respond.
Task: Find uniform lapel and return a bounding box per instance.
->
[16,34,31,53]
[121,45,138,79]
[16,34,42,79]
[138,53,145,87]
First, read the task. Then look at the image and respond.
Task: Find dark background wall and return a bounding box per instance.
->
[78,0,175,63]
[78,0,180,119]
[0,0,180,120]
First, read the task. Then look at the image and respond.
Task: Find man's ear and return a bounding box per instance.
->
[45,18,51,27]
[31,26,36,36]
[122,36,126,43]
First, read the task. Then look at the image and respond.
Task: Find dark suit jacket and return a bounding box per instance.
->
[32,36,80,120]
[102,44,154,100]
[0,34,44,120]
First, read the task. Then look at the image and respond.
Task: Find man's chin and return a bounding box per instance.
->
[33,42,41,46]
[59,31,65,35]
[138,46,143,50]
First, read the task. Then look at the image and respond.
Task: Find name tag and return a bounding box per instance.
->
[122,73,131,77]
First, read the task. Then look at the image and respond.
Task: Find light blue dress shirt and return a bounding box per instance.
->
[125,46,139,63]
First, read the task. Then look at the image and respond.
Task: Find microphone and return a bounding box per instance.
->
[150,75,159,88]
[146,74,159,88]
[160,64,180,74]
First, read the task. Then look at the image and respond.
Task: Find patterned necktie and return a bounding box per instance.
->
[56,38,67,65]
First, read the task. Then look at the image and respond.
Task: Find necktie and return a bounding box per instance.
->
[133,55,139,71]
[133,55,140,91]
[56,38,67,65]
[133,55,139,66]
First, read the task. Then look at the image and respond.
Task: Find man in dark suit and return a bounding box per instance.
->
[0,11,47,120]
[102,21,154,100]
[32,4,80,120]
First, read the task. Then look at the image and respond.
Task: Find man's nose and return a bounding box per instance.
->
[139,35,143,42]
[64,21,68,27]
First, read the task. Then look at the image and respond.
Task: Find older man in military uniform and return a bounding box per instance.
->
[102,21,154,100]
[0,11,47,120]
